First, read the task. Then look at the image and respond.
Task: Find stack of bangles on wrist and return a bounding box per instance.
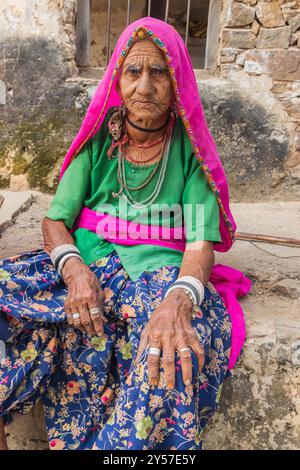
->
[50,244,84,277]
[164,275,205,319]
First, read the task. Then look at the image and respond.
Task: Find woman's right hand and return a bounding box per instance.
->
[62,257,106,336]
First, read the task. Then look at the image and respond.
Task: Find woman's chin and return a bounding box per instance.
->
[129,110,165,122]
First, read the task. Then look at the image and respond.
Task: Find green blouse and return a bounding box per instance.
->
[46,114,221,281]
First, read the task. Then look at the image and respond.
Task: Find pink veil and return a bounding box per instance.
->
[59,17,251,369]
[60,16,236,253]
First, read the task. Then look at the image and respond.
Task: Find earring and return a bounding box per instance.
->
[107,104,126,142]
[120,99,126,116]
[171,102,178,118]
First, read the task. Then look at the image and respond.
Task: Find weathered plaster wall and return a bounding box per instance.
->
[0,0,81,192]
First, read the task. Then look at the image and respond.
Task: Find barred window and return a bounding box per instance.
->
[76,0,221,73]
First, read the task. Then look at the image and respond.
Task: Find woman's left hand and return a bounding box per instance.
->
[135,289,205,389]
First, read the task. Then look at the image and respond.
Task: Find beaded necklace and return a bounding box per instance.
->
[112,115,174,209]
[124,146,162,166]
[128,134,165,149]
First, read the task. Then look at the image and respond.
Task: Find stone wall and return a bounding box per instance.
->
[0,0,299,198]
[219,0,300,190]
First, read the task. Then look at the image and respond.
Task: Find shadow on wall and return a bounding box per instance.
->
[200,80,289,199]
[0,38,83,192]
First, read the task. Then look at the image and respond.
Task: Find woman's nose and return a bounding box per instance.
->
[136,71,155,96]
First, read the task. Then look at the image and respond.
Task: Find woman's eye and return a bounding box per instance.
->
[127,67,140,76]
[151,68,168,76]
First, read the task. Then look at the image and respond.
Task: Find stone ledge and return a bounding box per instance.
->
[0,190,34,234]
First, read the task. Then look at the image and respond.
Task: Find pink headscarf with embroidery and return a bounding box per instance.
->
[59,17,251,369]
[60,16,236,252]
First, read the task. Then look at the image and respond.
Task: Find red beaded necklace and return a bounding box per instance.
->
[128,134,165,149]
[125,146,162,165]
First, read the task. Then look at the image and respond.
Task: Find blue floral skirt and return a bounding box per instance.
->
[0,249,232,450]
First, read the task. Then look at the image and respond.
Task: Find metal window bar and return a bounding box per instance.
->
[164,0,170,22]
[127,0,131,25]
[185,0,191,46]
[105,0,195,66]
[107,0,132,63]
[147,0,191,45]
[106,0,112,65]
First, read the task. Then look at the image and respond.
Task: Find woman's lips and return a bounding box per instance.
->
[133,100,155,104]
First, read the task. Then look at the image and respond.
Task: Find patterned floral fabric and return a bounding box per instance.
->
[0,249,232,450]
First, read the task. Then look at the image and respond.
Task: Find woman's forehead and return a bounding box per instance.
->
[124,40,166,64]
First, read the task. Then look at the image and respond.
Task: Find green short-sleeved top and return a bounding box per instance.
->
[46,113,221,281]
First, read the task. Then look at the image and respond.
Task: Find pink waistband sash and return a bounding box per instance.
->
[73,207,251,370]
[73,207,187,251]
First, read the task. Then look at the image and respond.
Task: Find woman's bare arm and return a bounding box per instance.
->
[42,217,76,255]
[177,240,214,284]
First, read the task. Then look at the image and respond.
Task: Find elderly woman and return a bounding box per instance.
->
[0,18,251,450]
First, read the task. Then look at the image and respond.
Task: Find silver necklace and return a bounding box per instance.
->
[116,124,173,209]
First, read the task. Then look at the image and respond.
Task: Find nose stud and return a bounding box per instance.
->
[137,28,146,40]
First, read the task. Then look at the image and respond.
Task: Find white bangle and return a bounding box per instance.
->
[176,275,205,304]
[57,253,83,277]
[165,284,198,305]
[50,244,80,266]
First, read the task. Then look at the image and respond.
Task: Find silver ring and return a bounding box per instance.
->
[179,348,191,353]
[72,313,80,320]
[148,347,161,356]
[90,313,101,319]
[89,307,101,316]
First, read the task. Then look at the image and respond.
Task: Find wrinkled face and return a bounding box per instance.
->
[117,40,173,122]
